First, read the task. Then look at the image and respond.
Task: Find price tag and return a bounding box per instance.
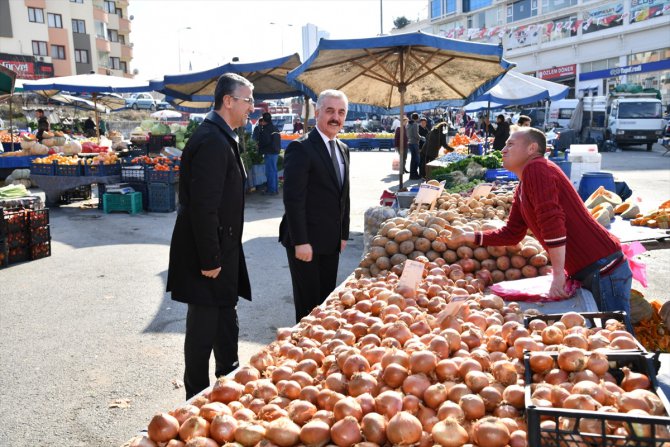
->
[435,296,469,327]
[398,260,425,290]
[470,183,493,199]
[415,181,445,205]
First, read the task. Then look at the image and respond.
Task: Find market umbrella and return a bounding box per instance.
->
[22,73,151,139]
[568,98,584,133]
[286,31,513,188]
[151,109,182,120]
[51,93,109,112]
[467,70,569,106]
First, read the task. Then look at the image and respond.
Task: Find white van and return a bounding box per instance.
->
[548,97,608,128]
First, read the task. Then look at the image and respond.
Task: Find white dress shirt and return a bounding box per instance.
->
[316,126,345,184]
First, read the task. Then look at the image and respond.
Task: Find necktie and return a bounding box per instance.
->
[329,140,343,188]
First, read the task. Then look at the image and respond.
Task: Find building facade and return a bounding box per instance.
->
[0,0,133,79]
[302,23,330,62]
[394,0,670,104]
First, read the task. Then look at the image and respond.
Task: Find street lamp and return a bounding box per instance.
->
[269,22,293,55]
[177,26,192,72]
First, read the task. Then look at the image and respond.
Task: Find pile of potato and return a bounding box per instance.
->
[356,209,550,282]
[409,190,514,221]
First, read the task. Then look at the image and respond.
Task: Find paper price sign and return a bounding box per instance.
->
[415,181,445,205]
[470,183,493,199]
[398,260,425,290]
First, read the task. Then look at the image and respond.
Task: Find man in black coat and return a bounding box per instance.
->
[252,112,281,195]
[279,89,351,323]
[167,73,254,399]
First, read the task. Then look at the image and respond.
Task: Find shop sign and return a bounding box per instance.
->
[0,53,54,79]
[630,0,670,23]
[582,2,624,34]
[537,64,576,80]
[579,59,670,81]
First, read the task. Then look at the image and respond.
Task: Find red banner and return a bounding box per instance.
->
[537,64,576,80]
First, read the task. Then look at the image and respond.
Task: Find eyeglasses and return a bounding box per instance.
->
[231,96,255,105]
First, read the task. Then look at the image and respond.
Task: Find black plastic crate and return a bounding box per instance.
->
[524,311,646,352]
[30,160,56,176]
[55,162,83,177]
[148,182,176,212]
[59,185,92,204]
[524,352,670,447]
[147,134,176,153]
[0,239,7,268]
[29,208,49,228]
[2,209,30,233]
[7,231,29,248]
[30,225,50,244]
[8,246,29,264]
[145,167,179,184]
[30,240,51,260]
[128,182,149,210]
[121,165,146,183]
[84,162,122,177]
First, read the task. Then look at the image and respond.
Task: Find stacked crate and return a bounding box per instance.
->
[146,166,179,213]
[120,165,149,210]
[0,207,51,267]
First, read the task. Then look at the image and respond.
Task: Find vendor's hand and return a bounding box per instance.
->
[660,301,670,328]
[450,232,476,245]
[202,267,221,279]
[295,244,313,263]
[549,273,569,298]
[341,240,347,252]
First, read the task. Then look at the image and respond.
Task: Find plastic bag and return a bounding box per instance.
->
[490,275,580,302]
[392,155,400,171]
[621,242,648,288]
[465,161,487,180]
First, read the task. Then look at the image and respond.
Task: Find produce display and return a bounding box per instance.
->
[32,154,82,165]
[631,200,670,229]
[430,154,502,181]
[633,291,669,353]
[84,152,120,165]
[0,184,29,199]
[131,155,180,166]
[0,132,21,143]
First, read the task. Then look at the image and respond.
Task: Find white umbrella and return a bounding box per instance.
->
[469,70,569,105]
[151,110,182,120]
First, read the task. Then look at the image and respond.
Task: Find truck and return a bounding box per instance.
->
[125,93,157,111]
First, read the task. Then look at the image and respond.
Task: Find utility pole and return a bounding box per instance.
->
[380,0,383,35]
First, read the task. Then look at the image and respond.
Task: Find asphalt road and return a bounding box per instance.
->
[0,145,668,446]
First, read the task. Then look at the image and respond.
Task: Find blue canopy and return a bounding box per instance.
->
[21,73,151,95]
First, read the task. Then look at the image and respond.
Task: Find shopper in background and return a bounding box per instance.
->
[391,116,401,132]
[418,117,429,178]
[167,73,254,399]
[424,121,450,173]
[517,115,532,127]
[35,109,49,142]
[406,113,421,180]
[488,114,511,151]
[293,117,304,134]
[280,89,351,323]
[394,117,409,174]
[84,116,96,138]
[253,112,282,195]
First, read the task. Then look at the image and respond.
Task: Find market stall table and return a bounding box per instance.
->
[608,216,670,244]
[31,174,121,205]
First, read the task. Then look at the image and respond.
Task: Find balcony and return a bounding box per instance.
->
[93,6,109,23]
[96,37,111,52]
[119,17,131,33]
[121,44,133,61]
[24,0,46,8]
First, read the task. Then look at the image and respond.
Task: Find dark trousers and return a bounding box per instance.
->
[286,246,339,323]
[408,143,420,177]
[184,303,239,399]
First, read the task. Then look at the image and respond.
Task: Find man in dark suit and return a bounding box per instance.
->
[167,73,254,399]
[279,89,351,323]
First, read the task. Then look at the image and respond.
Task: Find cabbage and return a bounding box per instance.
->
[175,131,185,143]
[170,123,186,134]
[141,120,154,131]
[176,141,186,150]
[150,123,170,135]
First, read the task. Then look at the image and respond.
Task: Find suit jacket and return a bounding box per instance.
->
[279,129,350,255]
[167,111,252,306]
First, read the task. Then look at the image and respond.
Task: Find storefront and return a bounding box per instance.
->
[0,53,54,80]
[537,64,577,98]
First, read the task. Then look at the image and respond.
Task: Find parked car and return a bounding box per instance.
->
[125,93,156,110]
[156,100,172,110]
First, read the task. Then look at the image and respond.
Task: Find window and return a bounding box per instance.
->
[463,0,492,13]
[629,49,663,65]
[72,19,86,34]
[28,7,44,23]
[120,61,127,73]
[541,15,578,42]
[431,0,442,18]
[118,34,125,45]
[507,0,537,23]
[104,0,116,13]
[542,0,578,13]
[107,29,118,42]
[51,45,66,60]
[95,21,107,38]
[32,41,48,56]
[618,102,662,119]
[97,51,109,67]
[47,13,63,28]
[70,0,84,3]
[581,57,619,73]
[115,7,123,18]
[74,49,89,64]
[110,57,120,70]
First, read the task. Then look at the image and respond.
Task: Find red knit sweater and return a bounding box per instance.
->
[474,157,621,276]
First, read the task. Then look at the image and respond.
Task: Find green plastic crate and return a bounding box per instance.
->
[102,192,143,215]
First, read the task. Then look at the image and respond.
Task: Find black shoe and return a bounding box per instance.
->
[409,175,421,180]
[403,169,410,174]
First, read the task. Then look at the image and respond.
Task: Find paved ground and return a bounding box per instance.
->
[0,145,668,446]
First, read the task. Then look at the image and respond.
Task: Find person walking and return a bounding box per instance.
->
[451,128,634,330]
[394,117,409,174]
[488,114,511,151]
[279,89,351,323]
[253,112,281,195]
[418,117,429,178]
[406,113,421,179]
[167,73,254,399]
[36,109,49,142]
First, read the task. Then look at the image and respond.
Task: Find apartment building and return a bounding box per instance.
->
[394,0,669,104]
[0,0,133,79]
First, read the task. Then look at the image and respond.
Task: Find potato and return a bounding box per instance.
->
[456,246,474,259]
[390,253,408,266]
[520,245,540,258]
[359,256,374,268]
[529,254,548,267]
[391,264,404,275]
[369,264,381,277]
[426,250,440,262]
[369,246,387,261]
[510,255,527,269]
[491,270,505,283]
[473,247,490,261]
[505,268,522,281]
[372,236,389,247]
[399,240,415,255]
[409,251,424,260]
[506,243,523,255]
[415,237,431,253]
[426,217,447,228]
[408,223,424,236]
[539,265,553,276]
[387,227,401,239]
[385,240,399,255]
[446,238,461,251]
[496,255,511,271]
[431,240,447,253]
[522,265,538,278]
[379,222,395,237]
[376,256,391,271]
[480,259,497,271]
[394,229,413,242]
[487,246,508,257]
[422,228,438,241]
[443,250,458,264]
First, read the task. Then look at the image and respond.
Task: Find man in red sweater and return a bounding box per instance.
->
[454,128,633,328]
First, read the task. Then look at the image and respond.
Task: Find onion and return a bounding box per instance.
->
[479,386,503,412]
[459,358,483,378]
[464,370,490,393]
[312,410,336,426]
[410,350,438,374]
[300,419,331,447]
[492,360,518,386]
[621,367,651,391]
[235,366,261,384]
[209,414,237,444]
[493,404,519,419]
[618,391,652,413]
[541,326,564,345]
[460,394,486,420]
[544,368,569,385]
[235,422,266,446]
[628,409,653,438]
[562,333,589,350]
[259,403,288,421]
[563,394,600,411]
[381,348,410,369]
[447,383,471,403]
[277,380,302,400]
[502,384,525,409]
[428,336,451,359]
[325,373,348,394]
[348,372,377,397]
[199,402,232,422]
[250,350,274,372]
[165,440,185,447]
[557,347,587,372]
[403,373,432,398]
[233,408,256,422]
[486,335,508,353]
[129,436,158,447]
[435,359,459,381]
[560,312,585,329]
[423,383,449,410]
[300,386,319,405]
[179,416,210,443]
[528,352,554,374]
[341,354,371,378]
[272,365,294,383]
[472,416,511,447]
[333,397,363,421]
[386,411,423,445]
[437,400,465,421]
[572,381,607,405]
[265,417,301,447]
[361,412,387,445]
[330,416,362,447]
[586,352,609,376]
[509,429,528,447]
[382,363,408,388]
[432,417,469,447]
[171,405,200,426]
[148,412,179,442]
[375,390,404,418]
